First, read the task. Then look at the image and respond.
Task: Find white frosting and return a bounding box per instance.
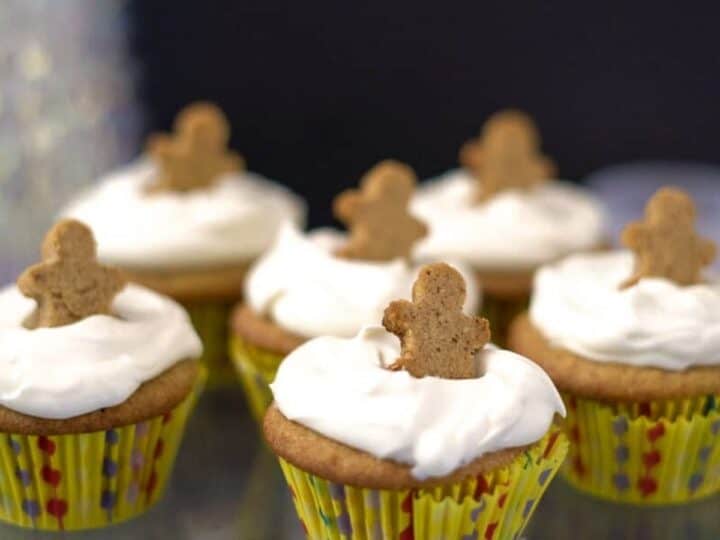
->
[272,326,565,479]
[246,224,480,338]
[411,169,605,269]
[62,159,306,269]
[0,284,202,419]
[530,251,720,370]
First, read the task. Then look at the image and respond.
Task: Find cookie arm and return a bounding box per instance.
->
[382,300,415,371]
[620,221,647,250]
[458,140,482,170]
[471,317,492,349]
[17,264,48,299]
[539,155,556,180]
[332,191,362,224]
[699,238,717,266]
[382,300,414,335]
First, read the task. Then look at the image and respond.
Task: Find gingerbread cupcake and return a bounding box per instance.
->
[412,109,605,343]
[62,102,305,387]
[231,160,479,422]
[0,220,203,530]
[508,187,720,504]
[265,263,567,539]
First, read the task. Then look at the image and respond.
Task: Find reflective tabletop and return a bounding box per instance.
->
[1,388,718,540]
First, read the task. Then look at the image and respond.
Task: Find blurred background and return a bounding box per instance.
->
[3,1,720,279]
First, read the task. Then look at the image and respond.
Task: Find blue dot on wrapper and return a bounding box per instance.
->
[337,513,352,536]
[470,501,485,521]
[538,468,552,486]
[102,458,118,478]
[21,499,40,518]
[523,499,535,518]
[612,417,629,436]
[15,468,31,486]
[8,439,21,455]
[105,430,119,445]
[101,490,116,510]
[366,490,381,510]
[329,483,345,501]
[614,445,630,463]
[613,473,630,491]
[688,474,704,492]
[699,446,712,462]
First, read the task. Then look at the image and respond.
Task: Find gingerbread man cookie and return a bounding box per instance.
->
[620,187,716,289]
[17,219,126,329]
[459,109,555,202]
[334,160,427,261]
[146,102,244,193]
[383,263,490,379]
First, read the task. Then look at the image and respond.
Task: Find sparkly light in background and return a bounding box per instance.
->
[0,0,141,282]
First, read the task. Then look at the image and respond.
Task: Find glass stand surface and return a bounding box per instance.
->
[2,389,719,540]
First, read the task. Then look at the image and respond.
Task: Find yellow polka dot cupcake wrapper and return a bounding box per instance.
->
[185,302,235,389]
[278,430,567,540]
[229,336,285,424]
[0,369,206,531]
[561,393,720,505]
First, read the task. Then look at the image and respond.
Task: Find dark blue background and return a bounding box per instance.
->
[129,2,720,226]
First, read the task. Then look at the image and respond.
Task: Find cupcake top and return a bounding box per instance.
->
[0,220,201,420]
[412,110,605,270]
[245,161,479,339]
[530,187,719,371]
[269,264,564,481]
[62,103,305,270]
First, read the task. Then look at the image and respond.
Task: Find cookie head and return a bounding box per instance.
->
[383,263,490,379]
[645,187,696,226]
[41,218,96,261]
[174,101,231,151]
[411,263,465,312]
[482,109,540,156]
[361,161,416,202]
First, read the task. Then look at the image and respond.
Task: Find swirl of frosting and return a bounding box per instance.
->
[0,283,202,419]
[245,224,480,338]
[411,170,605,269]
[62,159,306,269]
[530,251,720,369]
[272,326,565,479]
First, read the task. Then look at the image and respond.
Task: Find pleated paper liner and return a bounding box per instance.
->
[229,336,285,424]
[279,430,567,540]
[561,393,720,505]
[185,301,236,389]
[0,368,206,531]
[481,294,529,348]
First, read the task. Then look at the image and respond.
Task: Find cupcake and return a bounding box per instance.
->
[265,263,567,540]
[508,187,720,504]
[230,160,479,422]
[0,220,204,530]
[412,109,605,344]
[62,102,305,386]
